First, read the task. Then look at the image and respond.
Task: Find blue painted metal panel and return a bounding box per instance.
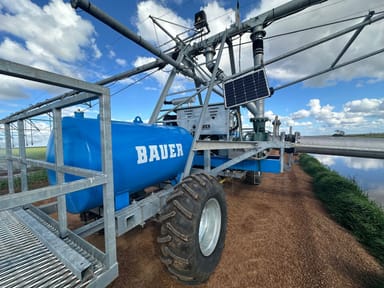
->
[193,154,281,173]
[47,116,193,213]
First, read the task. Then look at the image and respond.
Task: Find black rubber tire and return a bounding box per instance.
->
[157,173,227,285]
[245,171,262,185]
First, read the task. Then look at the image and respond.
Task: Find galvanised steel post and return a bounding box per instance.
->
[4,123,14,194]
[17,120,28,192]
[53,108,68,238]
[98,87,118,270]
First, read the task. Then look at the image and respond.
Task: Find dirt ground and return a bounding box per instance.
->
[84,160,384,288]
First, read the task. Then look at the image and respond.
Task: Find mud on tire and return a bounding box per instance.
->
[157,173,227,285]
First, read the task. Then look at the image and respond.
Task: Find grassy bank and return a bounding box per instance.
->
[299,154,384,267]
[344,133,384,138]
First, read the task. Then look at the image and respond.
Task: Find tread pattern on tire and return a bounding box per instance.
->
[157,173,227,285]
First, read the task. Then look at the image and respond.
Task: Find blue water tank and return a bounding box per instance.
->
[46,115,193,214]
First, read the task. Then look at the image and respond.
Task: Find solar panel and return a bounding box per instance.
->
[224,69,271,108]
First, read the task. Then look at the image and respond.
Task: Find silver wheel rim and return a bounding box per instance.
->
[199,198,221,256]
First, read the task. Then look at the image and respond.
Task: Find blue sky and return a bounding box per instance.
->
[0,0,384,147]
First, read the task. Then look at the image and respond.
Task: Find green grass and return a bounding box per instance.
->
[299,154,384,268]
[12,146,47,160]
[0,169,48,193]
[0,147,48,193]
[0,146,46,159]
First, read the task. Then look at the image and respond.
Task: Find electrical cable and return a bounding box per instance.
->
[82,67,161,113]
[265,14,370,40]
[111,68,159,96]
[153,21,160,48]
[150,16,191,30]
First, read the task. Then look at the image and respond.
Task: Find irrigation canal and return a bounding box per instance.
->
[296,135,384,206]
[313,154,384,206]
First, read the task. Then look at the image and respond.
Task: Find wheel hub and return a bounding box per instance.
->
[199,198,221,256]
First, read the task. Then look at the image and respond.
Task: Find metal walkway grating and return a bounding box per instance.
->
[0,209,105,287]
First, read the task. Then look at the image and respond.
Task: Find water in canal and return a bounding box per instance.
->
[312,155,384,207]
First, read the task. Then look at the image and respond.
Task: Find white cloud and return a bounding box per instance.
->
[291,109,310,119]
[90,38,102,59]
[132,55,188,92]
[0,75,29,100]
[116,58,127,66]
[136,0,192,48]
[313,154,337,166]
[133,56,156,67]
[343,157,384,170]
[108,49,116,58]
[0,0,100,100]
[200,1,235,35]
[245,0,384,86]
[344,98,384,114]
[303,98,364,128]
[0,0,96,62]
[259,96,384,135]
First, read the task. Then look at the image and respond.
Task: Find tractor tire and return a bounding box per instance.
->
[245,171,262,185]
[157,173,227,285]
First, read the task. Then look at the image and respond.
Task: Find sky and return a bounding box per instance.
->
[0,0,384,147]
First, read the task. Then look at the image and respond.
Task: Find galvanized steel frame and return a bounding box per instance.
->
[0,59,118,286]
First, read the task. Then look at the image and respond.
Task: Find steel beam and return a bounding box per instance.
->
[22,158,104,178]
[0,60,161,124]
[149,52,185,123]
[194,140,285,150]
[71,0,197,81]
[211,148,263,176]
[183,31,228,177]
[115,187,174,236]
[295,144,384,159]
[190,0,326,54]
[0,175,107,211]
[1,91,100,124]
[0,59,105,94]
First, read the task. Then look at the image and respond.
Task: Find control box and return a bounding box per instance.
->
[176,104,229,136]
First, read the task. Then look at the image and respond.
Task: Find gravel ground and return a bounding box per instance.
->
[85,160,384,288]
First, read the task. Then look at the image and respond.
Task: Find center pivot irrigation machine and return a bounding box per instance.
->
[1,0,384,286]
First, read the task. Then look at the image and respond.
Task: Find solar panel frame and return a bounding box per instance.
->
[224,68,271,108]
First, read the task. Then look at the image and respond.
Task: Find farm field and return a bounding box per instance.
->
[2,148,383,287]
[84,159,384,288]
